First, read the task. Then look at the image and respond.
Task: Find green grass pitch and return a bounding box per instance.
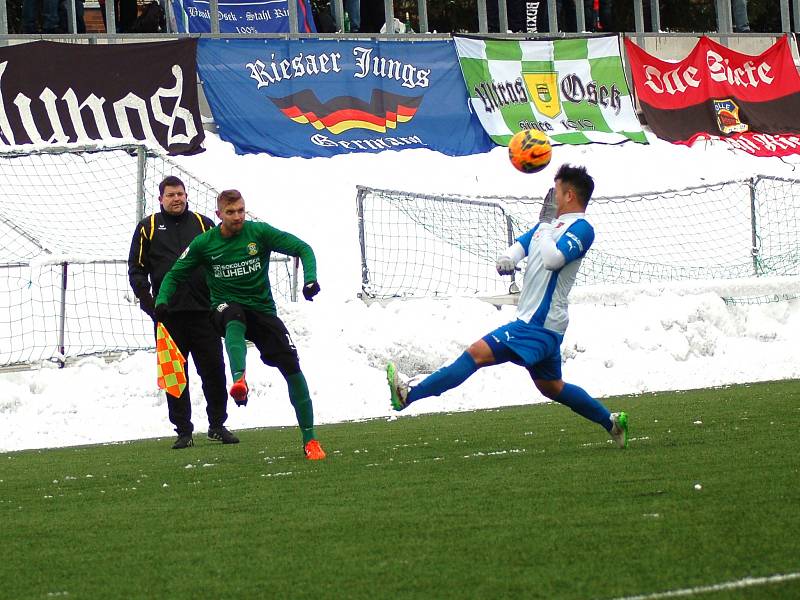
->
[1,380,798,599]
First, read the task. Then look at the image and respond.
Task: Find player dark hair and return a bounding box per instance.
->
[158,175,186,197]
[554,164,594,208]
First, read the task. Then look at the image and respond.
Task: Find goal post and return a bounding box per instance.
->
[0,144,299,368]
[356,185,520,299]
[356,175,800,304]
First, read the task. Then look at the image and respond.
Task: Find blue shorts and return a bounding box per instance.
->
[483,320,563,381]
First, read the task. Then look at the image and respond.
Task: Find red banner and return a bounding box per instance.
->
[625,35,800,155]
[679,132,800,157]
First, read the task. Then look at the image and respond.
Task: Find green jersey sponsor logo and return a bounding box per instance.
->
[213,257,262,278]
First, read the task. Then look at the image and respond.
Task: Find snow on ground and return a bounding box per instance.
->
[2,131,799,452]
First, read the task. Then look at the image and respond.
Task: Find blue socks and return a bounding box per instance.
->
[407,352,478,405]
[404,352,610,434]
[554,383,612,431]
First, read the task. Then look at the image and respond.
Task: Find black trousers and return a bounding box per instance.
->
[158,311,228,434]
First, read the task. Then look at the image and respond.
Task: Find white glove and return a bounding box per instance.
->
[539,187,556,223]
[496,255,517,275]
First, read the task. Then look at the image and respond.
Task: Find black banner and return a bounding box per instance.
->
[487,1,550,33]
[0,39,204,155]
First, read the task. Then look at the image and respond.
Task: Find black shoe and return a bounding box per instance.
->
[171,434,194,449]
[208,426,240,444]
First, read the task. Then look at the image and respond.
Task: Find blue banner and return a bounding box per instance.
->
[197,39,494,157]
[171,0,316,33]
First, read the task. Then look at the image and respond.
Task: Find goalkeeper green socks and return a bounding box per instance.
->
[286,371,316,444]
[224,320,248,380]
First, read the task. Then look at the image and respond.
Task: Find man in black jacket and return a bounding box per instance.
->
[128,176,237,449]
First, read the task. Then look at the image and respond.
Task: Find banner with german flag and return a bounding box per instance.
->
[197,39,494,157]
[625,35,800,156]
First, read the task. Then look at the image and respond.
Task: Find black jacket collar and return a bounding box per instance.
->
[159,205,191,223]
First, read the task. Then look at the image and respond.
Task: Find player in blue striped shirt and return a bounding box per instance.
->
[387,164,629,448]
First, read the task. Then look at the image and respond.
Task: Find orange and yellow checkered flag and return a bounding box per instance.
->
[156,322,187,397]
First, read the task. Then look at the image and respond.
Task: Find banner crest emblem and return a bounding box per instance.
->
[713,99,749,135]
[522,72,561,119]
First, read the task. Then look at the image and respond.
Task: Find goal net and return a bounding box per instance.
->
[357,176,800,303]
[0,144,298,368]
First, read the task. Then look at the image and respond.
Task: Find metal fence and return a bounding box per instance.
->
[0,0,797,37]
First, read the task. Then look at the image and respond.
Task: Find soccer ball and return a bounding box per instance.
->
[508,129,552,174]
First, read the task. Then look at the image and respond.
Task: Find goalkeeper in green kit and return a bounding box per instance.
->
[155,189,326,460]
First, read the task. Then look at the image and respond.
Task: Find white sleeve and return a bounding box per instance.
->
[501,241,526,264]
[539,233,566,270]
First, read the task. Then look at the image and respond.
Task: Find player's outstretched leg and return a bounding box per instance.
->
[386,352,479,412]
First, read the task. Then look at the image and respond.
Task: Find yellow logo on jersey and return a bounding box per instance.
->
[247,242,258,256]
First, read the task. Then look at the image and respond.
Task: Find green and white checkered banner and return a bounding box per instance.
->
[454,35,647,146]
